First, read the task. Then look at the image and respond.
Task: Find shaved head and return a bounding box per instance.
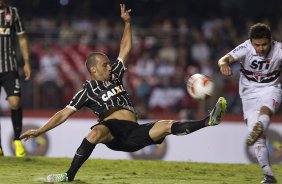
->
[85,52,108,73]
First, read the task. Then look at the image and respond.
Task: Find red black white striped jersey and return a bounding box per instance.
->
[67,59,135,121]
[0,5,25,73]
[229,40,282,85]
[229,39,282,98]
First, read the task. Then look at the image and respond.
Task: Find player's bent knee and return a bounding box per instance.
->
[152,120,174,134]
[87,125,113,144]
[7,97,21,109]
[9,101,21,110]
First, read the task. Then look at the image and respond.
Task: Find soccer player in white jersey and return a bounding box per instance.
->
[218,22,281,183]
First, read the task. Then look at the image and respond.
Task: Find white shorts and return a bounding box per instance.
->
[241,86,282,132]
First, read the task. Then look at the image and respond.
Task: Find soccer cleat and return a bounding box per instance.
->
[0,147,4,156]
[207,97,227,126]
[46,173,69,182]
[13,140,26,157]
[261,174,277,183]
[247,121,263,145]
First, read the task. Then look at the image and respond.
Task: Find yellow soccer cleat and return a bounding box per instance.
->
[13,140,26,157]
[207,97,227,126]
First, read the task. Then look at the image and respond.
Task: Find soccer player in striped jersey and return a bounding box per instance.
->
[20,4,227,182]
[0,0,31,157]
[218,23,281,183]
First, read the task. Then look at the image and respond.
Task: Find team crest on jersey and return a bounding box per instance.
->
[4,13,12,23]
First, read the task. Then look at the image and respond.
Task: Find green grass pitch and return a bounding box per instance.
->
[0,157,281,184]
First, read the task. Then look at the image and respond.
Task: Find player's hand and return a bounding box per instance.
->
[120,4,131,23]
[20,129,40,141]
[23,63,31,80]
[219,63,232,76]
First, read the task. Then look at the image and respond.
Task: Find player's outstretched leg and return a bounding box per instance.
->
[171,97,227,136]
[207,97,227,126]
[46,173,68,182]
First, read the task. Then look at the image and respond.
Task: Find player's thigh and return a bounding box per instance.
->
[121,122,166,152]
[87,124,113,144]
[2,72,21,108]
[243,88,282,131]
[260,87,282,113]
[242,98,260,131]
[2,72,21,97]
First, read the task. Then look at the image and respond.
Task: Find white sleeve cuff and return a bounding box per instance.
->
[66,105,77,111]
[117,57,124,62]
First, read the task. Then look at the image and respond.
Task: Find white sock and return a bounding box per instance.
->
[254,138,273,176]
[258,114,270,131]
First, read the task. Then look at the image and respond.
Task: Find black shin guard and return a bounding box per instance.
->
[11,107,23,140]
[66,138,96,181]
[171,117,208,135]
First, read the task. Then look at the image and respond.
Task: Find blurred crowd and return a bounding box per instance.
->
[1,0,281,118]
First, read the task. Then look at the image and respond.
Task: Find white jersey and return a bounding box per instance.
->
[229,40,282,98]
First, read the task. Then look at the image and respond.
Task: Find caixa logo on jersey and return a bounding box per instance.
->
[9,124,49,156]
[245,129,282,163]
[101,85,126,101]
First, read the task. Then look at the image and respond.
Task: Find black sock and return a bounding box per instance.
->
[11,107,23,140]
[171,117,209,135]
[66,138,96,181]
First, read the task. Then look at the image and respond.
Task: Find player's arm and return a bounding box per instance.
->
[117,4,132,64]
[218,54,235,76]
[18,34,31,80]
[20,107,76,141]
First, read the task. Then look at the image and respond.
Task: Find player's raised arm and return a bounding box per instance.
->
[118,4,132,64]
[218,54,235,76]
[20,107,76,141]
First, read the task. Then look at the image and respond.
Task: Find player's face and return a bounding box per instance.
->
[251,38,271,56]
[95,57,111,81]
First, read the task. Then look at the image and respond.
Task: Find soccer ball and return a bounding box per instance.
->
[187,73,214,100]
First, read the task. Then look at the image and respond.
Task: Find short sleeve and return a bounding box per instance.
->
[13,7,25,35]
[111,58,126,79]
[67,87,89,111]
[229,42,248,60]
